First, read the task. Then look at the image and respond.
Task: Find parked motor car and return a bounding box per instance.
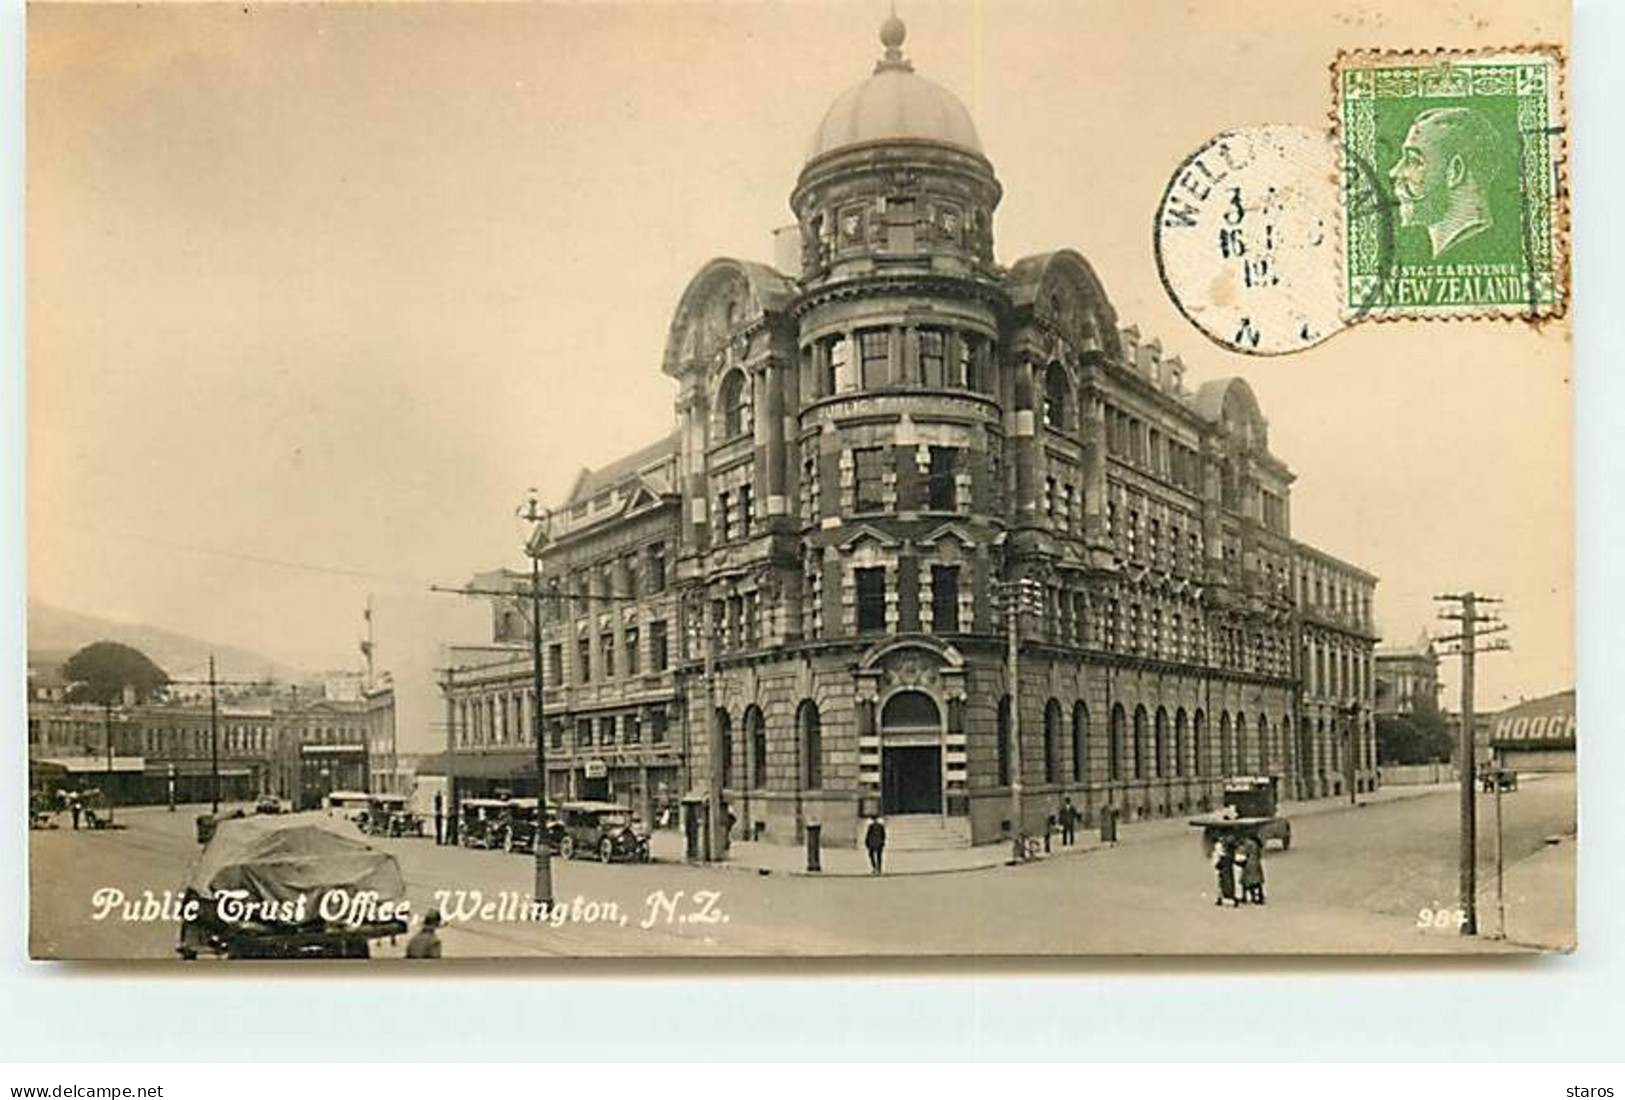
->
[323,790,372,831]
[458,798,511,850]
[365,793,423,837]
[552,801,650,863]
[255,795,286,815]
[499,797,560,854]
[1480,768,1519,793]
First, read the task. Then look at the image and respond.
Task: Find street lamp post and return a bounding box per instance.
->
[1343,700,1361,805]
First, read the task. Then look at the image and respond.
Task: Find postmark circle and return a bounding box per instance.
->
[1155,124,1348,356]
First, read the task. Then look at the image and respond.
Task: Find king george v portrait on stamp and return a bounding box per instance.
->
[1336,48,1566,321]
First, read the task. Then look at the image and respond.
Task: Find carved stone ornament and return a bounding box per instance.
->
[885,651,941,693]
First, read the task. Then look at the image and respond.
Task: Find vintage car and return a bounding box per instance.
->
[323,790,372,830]
[497,797,557,854]
[1480,767,1519,793]
[365,793,423,837]
[458,798,511,849]
[177,811,407,960]
[255,795,287,815]
[1189,776,1292,851]
[552,801,650,863]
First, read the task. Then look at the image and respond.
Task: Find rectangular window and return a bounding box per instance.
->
[548,643,563,685]
[887,199,916,251]
[854,447,885,513]
[856,567,887,632]
[951,334,971,388]
[625,626,640,675]
[1127,510,1140,560]
[650,709,668,744]
[572,569,589,615]
[828,334,852,392]
[599,716,616,746]
[737,484,753,539]
[576,719,593,748]
[932,565,960,632]
[1045,475,1057,519]
[577,637,591,683]
[624,714,641,744]
[646,542,667,592]
[549,722,563,750]
[716,491,732,543]
[920,328,946,387]
[650,620,669,671]
[859,329,890,388]
[601,632,615,678]
[927,446,959,511]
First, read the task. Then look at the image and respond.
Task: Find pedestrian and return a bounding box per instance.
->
[1239,834,1266,905]
[1044,812,1056,853]
[406,909,443,959]
[1213,837,1238,907]
[1060,797,1078,846]
[69,796,81,832]
[432,790,444,846]
[864,815,886,875]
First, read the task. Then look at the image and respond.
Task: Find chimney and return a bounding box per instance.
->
[1136,338,1162,380]
[1164,354,1186,394]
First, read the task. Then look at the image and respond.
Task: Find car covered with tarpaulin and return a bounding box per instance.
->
[177,811,409,959]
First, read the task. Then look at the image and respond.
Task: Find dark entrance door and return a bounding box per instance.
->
[882,746,942,814]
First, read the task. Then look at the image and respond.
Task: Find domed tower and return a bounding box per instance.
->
[792,17,1008,648]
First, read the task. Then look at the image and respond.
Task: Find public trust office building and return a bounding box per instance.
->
[478,20,1380,850]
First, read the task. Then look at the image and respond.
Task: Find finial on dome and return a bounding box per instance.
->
[876,8,912,72]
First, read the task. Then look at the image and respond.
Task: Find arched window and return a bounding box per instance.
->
[1235,713,1249,773]
[1175,708,1189,777]
[1043,363,1071,431]
[1109,704,1126,782]
[1154,707,1169,778]
[1315,718,1326,775]
[1258,712,1271,772]
[996,695,1012,787]
[1071,701,1088,783]
[719,369,748,439]
[1132,705,1148,780]
[716,708,733,788]
[1219,711,1233,775]
[1043,699,1061,783]
[746,706,767,789]
[1193,709,1207,776]
[798,700,822,791]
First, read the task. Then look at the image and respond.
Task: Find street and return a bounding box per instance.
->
[29,775,1575,959]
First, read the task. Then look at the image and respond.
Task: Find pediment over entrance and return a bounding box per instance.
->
[836,524,902,552]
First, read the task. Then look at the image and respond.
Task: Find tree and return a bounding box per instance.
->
[62,641,170,706]
[1376,711,1455,765]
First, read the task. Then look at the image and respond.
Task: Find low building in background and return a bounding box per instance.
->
[1489,690,1575,773]
[1375,632,1442,718]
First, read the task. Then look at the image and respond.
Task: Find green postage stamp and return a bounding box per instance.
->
[1336,48,1567,321]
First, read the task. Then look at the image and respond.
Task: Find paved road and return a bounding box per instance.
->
[28,775,1574,960]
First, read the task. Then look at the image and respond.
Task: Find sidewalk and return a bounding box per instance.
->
[651,779,1472,878]
[1475,831,1576,951]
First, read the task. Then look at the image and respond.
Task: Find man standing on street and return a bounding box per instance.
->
[432,790,444,846]
[1059,797,1078,846]
[864,815,886,875]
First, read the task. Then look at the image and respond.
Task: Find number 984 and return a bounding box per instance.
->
[1417,907,1467,930]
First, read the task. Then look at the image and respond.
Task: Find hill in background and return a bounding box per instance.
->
[27,600,307,684]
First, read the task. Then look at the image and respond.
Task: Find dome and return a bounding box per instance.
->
[806,18,983,163]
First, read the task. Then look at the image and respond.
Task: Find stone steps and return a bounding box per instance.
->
[881,812,972,850]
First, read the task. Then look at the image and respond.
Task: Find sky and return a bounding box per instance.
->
[26,0,1572,752]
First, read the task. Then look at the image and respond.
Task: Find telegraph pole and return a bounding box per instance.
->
[1434,592,1509,937]
[519,492,556,908]
[209,654,220,814]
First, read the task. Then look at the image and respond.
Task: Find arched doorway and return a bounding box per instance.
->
[880,690,943,814]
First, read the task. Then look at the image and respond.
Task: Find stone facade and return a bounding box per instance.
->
[458,19,1380,848]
